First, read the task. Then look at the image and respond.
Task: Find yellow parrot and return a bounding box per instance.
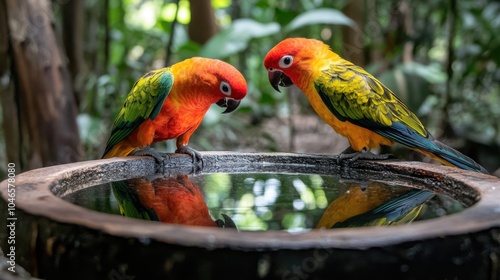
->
[264,38,488,174]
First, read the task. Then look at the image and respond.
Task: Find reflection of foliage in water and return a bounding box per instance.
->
[199,173,338,231]
[63,173,466,232]
[197,173,466,231]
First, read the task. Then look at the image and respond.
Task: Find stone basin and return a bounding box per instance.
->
[1,152,500,280]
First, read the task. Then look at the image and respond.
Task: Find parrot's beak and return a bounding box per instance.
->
[215,214,238,229]
[216,98,241,114]
[268,70,294,92]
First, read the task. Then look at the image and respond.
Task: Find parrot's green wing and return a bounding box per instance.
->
[314,62,427,140]
[111,181,160,221]
[103,68,174,156]
[332,189,434,228]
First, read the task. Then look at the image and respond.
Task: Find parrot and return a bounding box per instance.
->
[315,182,434,229]
[264,38,488,174]
[112,175,236,228]
[101,57,247,164]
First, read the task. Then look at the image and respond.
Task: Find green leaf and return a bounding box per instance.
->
[275,9,300,26]
[200,19,280,59]
[212,0,230,9]
[283,8,356,33]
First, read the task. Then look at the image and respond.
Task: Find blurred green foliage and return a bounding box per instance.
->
[53,0,499,171]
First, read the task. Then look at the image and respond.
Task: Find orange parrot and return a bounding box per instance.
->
[264,38,488,173]
[112,175,236,228]
[102,57,247,164]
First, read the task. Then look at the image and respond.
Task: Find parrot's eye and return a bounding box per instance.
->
[279,55,294,68]
[220,81,231,96]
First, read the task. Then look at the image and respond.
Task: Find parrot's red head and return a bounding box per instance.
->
[264,38,331,92]
[180,57,248,113]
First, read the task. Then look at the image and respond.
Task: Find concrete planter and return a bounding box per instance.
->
[1,152,500,279]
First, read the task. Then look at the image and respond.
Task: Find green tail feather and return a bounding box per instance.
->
[431,139,489,174]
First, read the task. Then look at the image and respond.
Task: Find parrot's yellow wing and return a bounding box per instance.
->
[314,62,486,172]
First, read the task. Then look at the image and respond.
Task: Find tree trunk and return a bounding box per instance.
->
[0,0,20,169]
[1,0,82,171]
[61,0,85,106]
[188,0,218,45]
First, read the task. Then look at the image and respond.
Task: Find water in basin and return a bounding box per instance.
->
[62,172,464,231]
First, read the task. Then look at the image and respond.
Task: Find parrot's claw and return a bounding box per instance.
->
[132,146,164,162]
[337,147,393,164]
[215,214,238,229]
[131,147,165,174]
[176,145,204,168]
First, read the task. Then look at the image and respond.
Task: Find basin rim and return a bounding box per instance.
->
[2,151,499,251]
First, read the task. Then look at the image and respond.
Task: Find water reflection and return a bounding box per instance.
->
[63,173,464,232]
[112,175,236,228]
[316,182,435,228]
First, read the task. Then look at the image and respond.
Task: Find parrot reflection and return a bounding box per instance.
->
[112,175,236,229]
[316,182,435,229]
[111,174,442,230]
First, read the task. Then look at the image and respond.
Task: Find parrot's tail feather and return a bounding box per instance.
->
[102,141,136,159]
[370,189,435,220]
[372,123,488,174]
[415,140,488,174]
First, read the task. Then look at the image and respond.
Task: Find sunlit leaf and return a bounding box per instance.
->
[200,19,280,59]
[160,0,191,24]
[125,1,157,29]
[283,8,356,33]
[212,0,230,9]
